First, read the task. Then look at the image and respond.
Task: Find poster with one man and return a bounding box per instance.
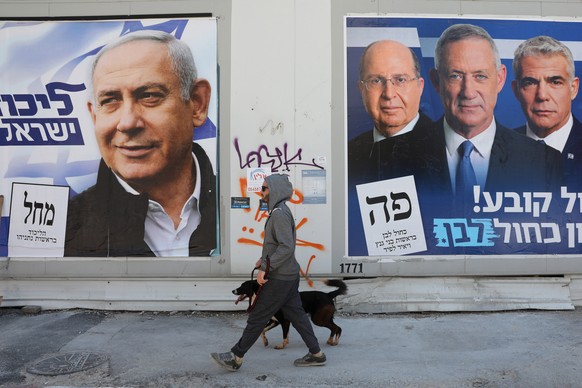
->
[0,17,219,257]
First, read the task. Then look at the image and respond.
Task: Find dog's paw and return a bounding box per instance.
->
[274,339,289,350]
[327,336,340,346]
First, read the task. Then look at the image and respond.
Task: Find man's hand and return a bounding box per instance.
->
[255,258,262,269]
[257,270,268,285]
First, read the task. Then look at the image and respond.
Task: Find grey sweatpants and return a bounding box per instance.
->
[231,277,321,358]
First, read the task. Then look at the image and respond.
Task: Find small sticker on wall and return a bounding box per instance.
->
[302,170,326,204]
[259,200,268,211]
[231,197,250,209]
[247,167,271,193]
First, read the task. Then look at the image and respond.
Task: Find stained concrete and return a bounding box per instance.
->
[1,308,581,387]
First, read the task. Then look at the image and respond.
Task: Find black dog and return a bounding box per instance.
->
[233,279,347,349]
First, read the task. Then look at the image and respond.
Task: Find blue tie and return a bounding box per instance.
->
[456,140,477,198]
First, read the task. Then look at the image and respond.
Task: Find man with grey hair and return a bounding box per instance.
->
[65,30,217,257]
[416,24,562,210]
[512,35,582,190]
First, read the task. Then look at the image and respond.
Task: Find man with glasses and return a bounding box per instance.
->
[348,39,432,185]
[347,40,433,255]
[512,35,582,191]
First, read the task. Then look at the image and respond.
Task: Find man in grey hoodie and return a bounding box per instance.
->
[211,174,326,371]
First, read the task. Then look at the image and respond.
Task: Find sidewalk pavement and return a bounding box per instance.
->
[1,307,581,388]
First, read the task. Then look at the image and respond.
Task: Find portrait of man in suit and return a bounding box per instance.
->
[344,17,582,256]
[347,39,433,255]
[348,40,432,185]
[511,35,582,191]
[421,24,563,212]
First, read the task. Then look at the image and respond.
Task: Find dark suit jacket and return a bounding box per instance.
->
[414,118,563,197]
[405,118,564,254]
[347,113,434,185]
[64,142,217,257]
[346,113,433,256]
[515,115,582,192]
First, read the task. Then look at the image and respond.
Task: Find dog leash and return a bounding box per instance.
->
[247,257,270,313]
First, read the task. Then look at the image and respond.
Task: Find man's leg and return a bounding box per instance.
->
[280,279,326,366]
[211,279,294,371]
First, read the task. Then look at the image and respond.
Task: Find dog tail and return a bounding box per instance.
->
[323,279,348,299]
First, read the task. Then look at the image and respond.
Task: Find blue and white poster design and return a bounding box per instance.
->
[346,16,582,257]
[0,18,218,257]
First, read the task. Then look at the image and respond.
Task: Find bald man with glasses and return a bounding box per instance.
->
[347,39,433,256]
[348,39,433,185]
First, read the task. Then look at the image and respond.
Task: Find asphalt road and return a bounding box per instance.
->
[1,308,581,387]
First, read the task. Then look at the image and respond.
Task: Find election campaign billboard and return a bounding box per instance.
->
[0,17,218,257]
[346,16,582,257]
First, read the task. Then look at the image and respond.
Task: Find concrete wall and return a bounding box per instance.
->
[1,0,581,310]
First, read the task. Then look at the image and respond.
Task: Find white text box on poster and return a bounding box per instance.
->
[356,175,426,256]
[8,183,70,257]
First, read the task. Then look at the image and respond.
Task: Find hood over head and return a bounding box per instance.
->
[265,174,292,211]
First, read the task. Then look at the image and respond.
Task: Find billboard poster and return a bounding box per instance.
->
[346,16,582,257]
[0,17,219,257]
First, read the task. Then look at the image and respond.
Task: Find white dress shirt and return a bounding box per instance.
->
[444,118,496,192]
[525,114,573,153]
[373,113,420,143]
[114,153,201,257]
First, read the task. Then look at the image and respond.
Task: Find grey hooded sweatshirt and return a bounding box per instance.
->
[259,174,300,281]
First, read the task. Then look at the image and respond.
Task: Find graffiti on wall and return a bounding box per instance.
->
[234,133,327,278]
[236,177,325,250]
[234,137,324,172]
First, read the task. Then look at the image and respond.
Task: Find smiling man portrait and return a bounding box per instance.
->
[64,30,217,257]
